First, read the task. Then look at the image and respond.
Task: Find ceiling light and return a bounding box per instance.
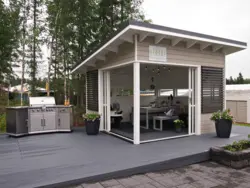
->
[168,68,171,72]
[163,66,166,69]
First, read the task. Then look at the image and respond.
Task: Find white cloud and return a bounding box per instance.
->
[143,0,250,78]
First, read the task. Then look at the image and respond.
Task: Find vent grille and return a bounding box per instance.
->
[201,67,224,113]
[87,70,98,111]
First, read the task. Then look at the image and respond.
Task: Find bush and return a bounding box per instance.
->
[224,140,250,152]
[83,113,101,121]
[210,109,234,122]
[174,119,184,129]
[0,113,6,133]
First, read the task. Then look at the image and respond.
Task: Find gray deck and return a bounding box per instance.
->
[0,126,249,188]
[111,128,189,141]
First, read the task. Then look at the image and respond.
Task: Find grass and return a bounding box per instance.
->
[235,123,250,127]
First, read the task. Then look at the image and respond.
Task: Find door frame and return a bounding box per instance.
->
[98,62,201,144]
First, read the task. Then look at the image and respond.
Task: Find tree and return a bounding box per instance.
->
[236,72,244,84]
[0,0,20,84]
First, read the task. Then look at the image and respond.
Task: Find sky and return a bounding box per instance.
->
[142,0,250,78]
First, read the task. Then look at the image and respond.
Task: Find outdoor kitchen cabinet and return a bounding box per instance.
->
[6,107,29,136]
[28,107,57,133]
[6,97,72,137]
[57,106,71,131]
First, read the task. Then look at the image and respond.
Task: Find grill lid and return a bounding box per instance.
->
[29,97,56,107]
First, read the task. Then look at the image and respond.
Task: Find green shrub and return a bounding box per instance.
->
[83,113,101,121]
[224,140,250,152]
[0,113,6,133]
[174,119,184,129]
[210,109,234,122]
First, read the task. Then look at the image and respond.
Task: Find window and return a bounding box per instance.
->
[177,89,189,96]
[140,89,155,96]
[201,67,224,113]
[159,89,173,96]
[87,70,98,111]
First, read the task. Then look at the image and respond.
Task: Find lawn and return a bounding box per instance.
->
[235,123,250,127]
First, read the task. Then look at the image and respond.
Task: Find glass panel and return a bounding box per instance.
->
[177,89,189,96]
[159,89,173,96]
[140,89,155,96]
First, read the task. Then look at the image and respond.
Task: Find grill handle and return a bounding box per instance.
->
[41,119,43,127]
[58,118,61,127]
[44,119,46,126]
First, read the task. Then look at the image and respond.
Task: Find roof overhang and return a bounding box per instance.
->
[71,21,247,74]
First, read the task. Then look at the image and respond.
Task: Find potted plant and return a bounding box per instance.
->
[83,113,101,135]
[210,109,234,138]
[174,119,184,133]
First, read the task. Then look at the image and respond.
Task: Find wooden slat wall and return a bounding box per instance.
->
[87,70,98,111]
[201,66,224,113]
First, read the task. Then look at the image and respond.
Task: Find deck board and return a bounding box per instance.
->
[0,126,249,188]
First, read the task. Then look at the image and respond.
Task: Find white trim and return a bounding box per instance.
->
[188,68,191,135]
[100,61,134,71]
[71,26,131,73]
[138,60,199,68]
[140,134,193,144]
[106,131,134,142]
[98,70,104,131]
[195,66,201,135]
[129,25,247,49]
[106,71,111,132]
[133,34,140,145]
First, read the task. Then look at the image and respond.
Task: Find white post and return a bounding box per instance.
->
[133,34,140,144]
[98,70,104,131]
[133,62,140,144]
[195,66,201,135]
[106,71,111,132]
[188,68,191,135]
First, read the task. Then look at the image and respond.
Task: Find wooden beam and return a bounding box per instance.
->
[106,46,118,53]
[120,35,133,43]
[155,35,165,44]
[200,43,210,51]
[96,55,106,61]
[171,38,182,46]
[86,63,96,67]
[186,40,197,49]
[139,32,149,42]
[212,45,223,52]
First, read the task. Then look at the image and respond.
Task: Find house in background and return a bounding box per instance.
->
[72,21,247,144]
[226,84,250,124]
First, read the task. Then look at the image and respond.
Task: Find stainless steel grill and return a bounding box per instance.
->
[6,97,72,137]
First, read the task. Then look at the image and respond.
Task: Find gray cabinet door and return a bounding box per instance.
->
[43,112,56,131]
[29,113,43,132]
[58,113,70,130]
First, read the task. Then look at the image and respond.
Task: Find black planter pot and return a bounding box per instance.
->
[215,119,232,138]
[85,119,100,135]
